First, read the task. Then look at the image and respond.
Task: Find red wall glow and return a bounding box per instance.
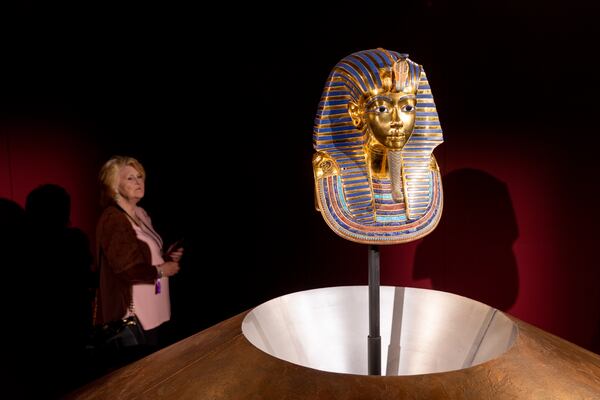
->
[0,126,102,243]
[1,126,598,354]
[382,128,599,352]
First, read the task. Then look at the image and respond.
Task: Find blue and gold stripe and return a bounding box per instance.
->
[313,48,443,244]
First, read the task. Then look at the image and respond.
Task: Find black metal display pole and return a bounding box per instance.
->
[368,244,381,375]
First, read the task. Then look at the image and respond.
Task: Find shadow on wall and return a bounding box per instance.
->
[24,184,95,397]
[0,187,96,397]
[413,168,519,311]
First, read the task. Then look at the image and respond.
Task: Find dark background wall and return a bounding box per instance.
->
[1,0,599,374]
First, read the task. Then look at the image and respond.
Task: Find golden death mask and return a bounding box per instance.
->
[313,49,443,244]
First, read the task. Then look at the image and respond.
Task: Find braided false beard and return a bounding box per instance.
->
[388,150,404,203]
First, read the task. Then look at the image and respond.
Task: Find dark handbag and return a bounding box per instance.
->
[90,283,145,351]
[98,314,146,349]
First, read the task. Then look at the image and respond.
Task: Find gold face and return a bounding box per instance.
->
[364,93,416,149]
[313,50,444,244]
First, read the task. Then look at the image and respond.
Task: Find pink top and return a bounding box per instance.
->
[127,207,170,330]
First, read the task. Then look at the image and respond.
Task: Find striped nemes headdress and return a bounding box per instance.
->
[312,49,444,244]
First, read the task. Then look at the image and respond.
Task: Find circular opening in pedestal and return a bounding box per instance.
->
[242,286,517,376]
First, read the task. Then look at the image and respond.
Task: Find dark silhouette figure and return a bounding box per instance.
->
[24,184,94,398]
[0,198,27,277]
[0,199,36,396]
[0,199,28,366]
[413,168,519,311]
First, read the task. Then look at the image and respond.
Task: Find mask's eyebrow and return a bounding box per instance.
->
[365,95,392,108]
[365,94,416,108]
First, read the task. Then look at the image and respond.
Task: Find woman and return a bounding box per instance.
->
[95,155,181,353]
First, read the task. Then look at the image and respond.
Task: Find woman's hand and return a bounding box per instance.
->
[167,247,184,262]
[166,240,184,262]
[159,261,180,277]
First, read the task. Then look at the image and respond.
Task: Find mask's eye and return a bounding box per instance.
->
[402,104,415,112]
[370,105,388,113]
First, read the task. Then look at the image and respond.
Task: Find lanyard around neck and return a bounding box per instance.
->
[120,206,163,249]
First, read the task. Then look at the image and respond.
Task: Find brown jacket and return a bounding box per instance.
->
[95,205,158,324]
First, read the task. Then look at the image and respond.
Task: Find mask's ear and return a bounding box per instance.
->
[348,101,365,130]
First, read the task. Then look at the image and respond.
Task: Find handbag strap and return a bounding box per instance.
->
[128,297,136,316]
[92,245,137,325]
[92,288,136,324]
[92,288,99,326]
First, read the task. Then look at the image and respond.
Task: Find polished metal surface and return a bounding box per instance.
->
[242,286,516,376]
[69,294,600,399]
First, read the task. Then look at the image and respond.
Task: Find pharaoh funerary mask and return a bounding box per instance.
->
[312,48,444,244]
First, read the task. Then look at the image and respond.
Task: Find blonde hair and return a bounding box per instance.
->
[99,155,146,207]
